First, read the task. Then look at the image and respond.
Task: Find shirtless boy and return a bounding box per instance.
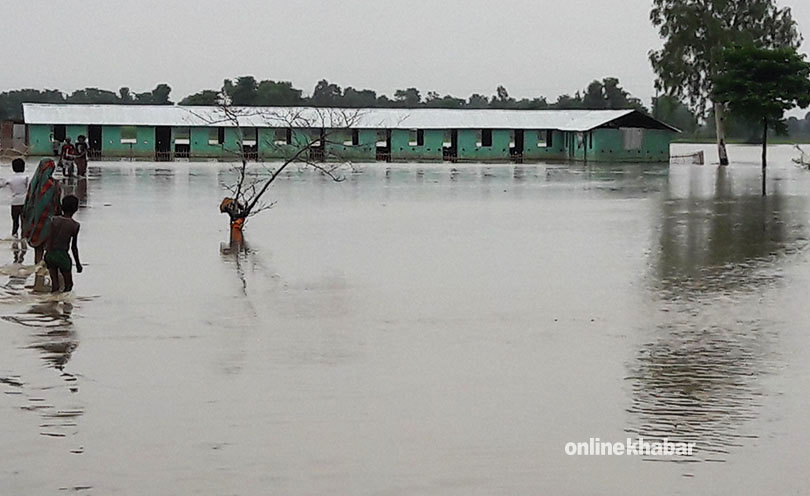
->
[44,195,83,292]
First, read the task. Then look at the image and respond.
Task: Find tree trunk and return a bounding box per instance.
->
[761,118,768,197]
[714,102,730,166]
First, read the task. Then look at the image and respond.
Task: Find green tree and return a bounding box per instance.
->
[490,85,516,108]
[467,93,489,109]
[424,92,465,108]
[713,45,810,195]
[150,83,172,105]
[255,80,303,106]
[554,92,583,109]
[179,89,221,106]
[0,89,65,120]
[118,87,134,103]
[341,87,377,107]
[223,77,257,105]
[66,87,119,104]
[652,95,698,135]
[393,88,421,107]
[310,79,343,106]
[649,0,801,165]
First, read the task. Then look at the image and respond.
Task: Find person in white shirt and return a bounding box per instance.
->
[2,159,30,237]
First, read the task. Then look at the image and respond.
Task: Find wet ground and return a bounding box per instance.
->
[1,144,810,495]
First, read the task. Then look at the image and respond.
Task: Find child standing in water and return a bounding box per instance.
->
[1,158,29,238]
[44,195,82,292]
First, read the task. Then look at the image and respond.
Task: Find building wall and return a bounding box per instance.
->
[28,124,53,155]
[24,124,673,163]
[101,125,156,158]
[587,128,672,162]
[66,125,88,141]
[324,129,377,162]
[457,129,512,162]
[189,127,223,158]
[521,130,568,161]
[389,129,444,162]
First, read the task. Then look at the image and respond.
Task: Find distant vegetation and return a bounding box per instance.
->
[2,75,809,143]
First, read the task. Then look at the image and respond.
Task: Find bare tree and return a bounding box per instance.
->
[186,98,363,244]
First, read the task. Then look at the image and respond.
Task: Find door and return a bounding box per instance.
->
[155,126,172,161]
[511,129,524,162]
[88,125,102,158]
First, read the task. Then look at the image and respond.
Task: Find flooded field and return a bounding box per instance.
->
[2,144,810,495]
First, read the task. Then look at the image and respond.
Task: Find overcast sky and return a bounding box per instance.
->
[2,0,809,106]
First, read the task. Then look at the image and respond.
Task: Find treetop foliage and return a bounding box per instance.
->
[650,0,802,115]
[713,45,810,132]
[1,77,648,123]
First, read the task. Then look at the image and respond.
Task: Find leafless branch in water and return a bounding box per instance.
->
[186,97,363,228]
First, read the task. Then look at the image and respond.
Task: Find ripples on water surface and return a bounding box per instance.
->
[2,144,810,495]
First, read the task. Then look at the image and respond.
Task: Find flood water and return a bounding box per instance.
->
[2,144,810,495]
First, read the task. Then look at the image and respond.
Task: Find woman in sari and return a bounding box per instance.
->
[21,158,62,290]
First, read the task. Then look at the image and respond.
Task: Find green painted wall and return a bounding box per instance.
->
[28,125,53,155]
[389,129,444,162]
[66,125,87,141]
[24,124,673,163]
[457,129,513,162]
[520,130,568,161]
[101,125,155,158]
[587,128,672,162]
[324,129,377,162]
[189,127,224,158]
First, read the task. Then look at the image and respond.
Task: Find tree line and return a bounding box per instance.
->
[0,76,647,120]
[2,72,809,143]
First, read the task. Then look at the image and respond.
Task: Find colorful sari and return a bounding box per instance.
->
[21,158,61,248]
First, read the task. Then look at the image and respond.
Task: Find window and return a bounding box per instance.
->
[480,129,493,147]
[537,130,548,147]
[274,128,292,145]
[442,130,452,148]
[209,127,224,145]
[53,125,66,142]
[344,129,361,146]
[589,132,593,149]
[309,129,322,147]
[408,129,424,147]
[241,128,257,146]
[376,130,388,147]
[174,127,190,145]
[547,130,553,148]
[120,126,137,144]
[621,128,644,150]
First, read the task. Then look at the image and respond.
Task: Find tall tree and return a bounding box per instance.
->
[150,83,172,105]
[341,87,377,107]
[66,87,119,104]
[310,79,343,106]
[118,87,134,103]
[179,89,221,106]
[652,95,698,135]
[393,88,421,107]
[256,80,303,106]
[223,77,258,105]
[649,0,801,165]
[713,45,810,195]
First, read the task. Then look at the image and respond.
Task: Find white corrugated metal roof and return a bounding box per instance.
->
[22,104,676,132]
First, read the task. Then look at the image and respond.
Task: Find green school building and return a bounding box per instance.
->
[22,104,677,163]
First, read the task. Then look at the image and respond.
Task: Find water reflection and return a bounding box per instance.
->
[628,167,807,464]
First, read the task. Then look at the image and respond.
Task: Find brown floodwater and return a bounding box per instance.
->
[2,144,810,495]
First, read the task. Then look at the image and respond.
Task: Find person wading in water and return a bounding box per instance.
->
[21,158,62,292]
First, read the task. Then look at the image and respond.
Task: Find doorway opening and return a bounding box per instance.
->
[155,126,172,161]
[443,129,458,162]
[88,125,102,159]
[510,129,524,163]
